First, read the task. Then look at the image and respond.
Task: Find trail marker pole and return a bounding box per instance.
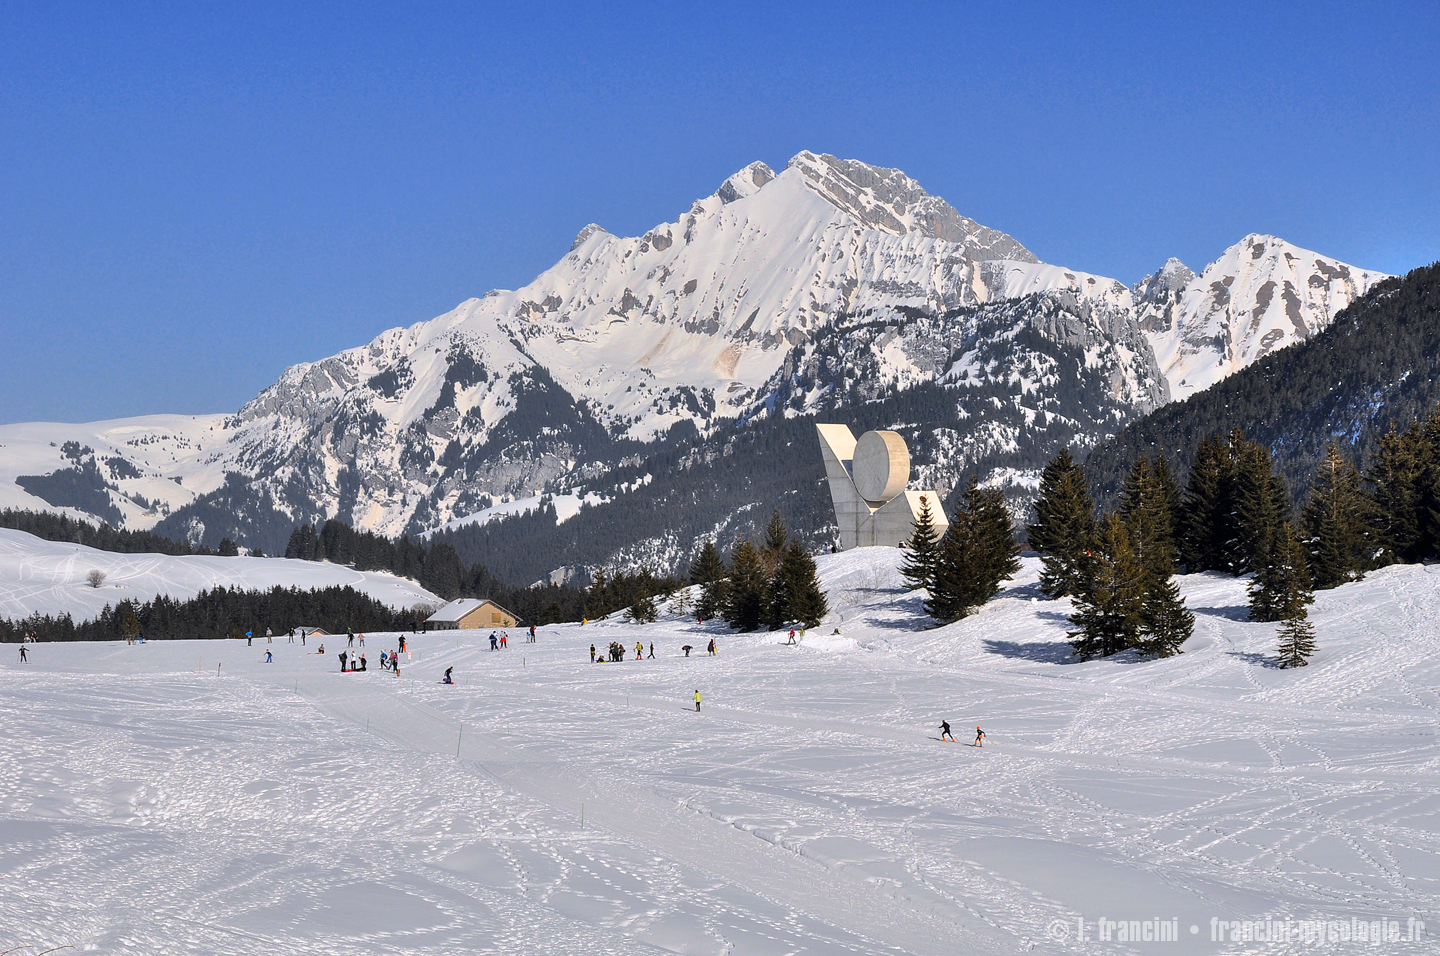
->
[457,724,463,758]
[581,801,585,830]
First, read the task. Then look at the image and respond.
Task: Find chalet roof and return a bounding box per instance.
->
[425,598,517,624]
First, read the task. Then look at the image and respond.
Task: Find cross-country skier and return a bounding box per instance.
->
[939,720,954,741]
[974,727,985,747]
[18,645,28,662]
[264,650,273,663]
[490,632,498,651]
[635,642,643,660]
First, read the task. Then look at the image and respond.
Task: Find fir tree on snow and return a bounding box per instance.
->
[722,540,767,632]
[1256,523,1318,667]
[1303,443,1375,589]
[1027,448,1096,599]
[767,542,829,629]
[1249,521,1315,626]
[1118,457,1194,656]
[925,476,1019,623]
[1180,429,1290,576]
[690,539,729,621]
[625,591,658,624]
[1067,514,1148,659]
[899,495,940,592]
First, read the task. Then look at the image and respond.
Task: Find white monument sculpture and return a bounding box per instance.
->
[815,424,949,550]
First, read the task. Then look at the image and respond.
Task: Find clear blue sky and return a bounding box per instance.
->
[3,1,1437,424]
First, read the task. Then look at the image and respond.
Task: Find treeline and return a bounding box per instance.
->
[687,511,829,631]
[1029,404,1440,666]
[283,518,681,625]
[0,508,199,556]
[0,584,430,643]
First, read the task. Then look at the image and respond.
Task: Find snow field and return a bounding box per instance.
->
[0,528,442,622]
[1,549,1438,954]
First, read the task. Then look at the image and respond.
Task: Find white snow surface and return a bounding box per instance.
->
[0,529,441,622]
[3,548,1437,954]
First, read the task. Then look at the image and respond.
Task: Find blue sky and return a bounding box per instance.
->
[2,1,1437,424]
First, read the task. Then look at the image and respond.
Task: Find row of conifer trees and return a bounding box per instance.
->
[1024,407,1440,667]
[687,511,830,632]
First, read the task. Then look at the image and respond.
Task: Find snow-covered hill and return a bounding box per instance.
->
[0,528,441,622]
[0,152,1388,566]
[2,548,1435,954]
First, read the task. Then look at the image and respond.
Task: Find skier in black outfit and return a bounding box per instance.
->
[18,645,28,662]
[443,666,453,684]
[974,727,985,747]
[939,720,954,742]
[339,651,348,673]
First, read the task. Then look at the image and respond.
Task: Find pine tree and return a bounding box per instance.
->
[626,592,658,624]
[1276,615,1317,668]
[899,494,941,592]
[1067,514,1148,659]
[1135,573,1193,657]
[762,509,789,574]
[1027,448,1096,598]
[1119,455,1193,656]
[1303,443,1373,589]
[1249,522,1314,624]
[1180,435,1233,572]
[970,479,1021,595]
[768,543,829,628]
[1366,426,1422,564]
[723,540,767,632]
[690,539,728,620]
[1232,438,1290,575]
[925,477,1018,623]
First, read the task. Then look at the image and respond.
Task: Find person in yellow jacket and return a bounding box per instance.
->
[694,689,701,712]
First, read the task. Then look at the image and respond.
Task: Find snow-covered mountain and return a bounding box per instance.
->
[0,152,1389,571]
[1137,234,1387,400]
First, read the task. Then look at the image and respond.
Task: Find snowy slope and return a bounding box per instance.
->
[0,528,441,622]
[1,549,1436,954]
[0,415,229,529]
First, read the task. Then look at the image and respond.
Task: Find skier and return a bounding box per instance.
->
[266,628,272,643]
[694,689,701,712]
[635,642,643,660]
[708,639,717,656]
[647,643,655,659]
[974,727,985,747]
[590,644,596,663]
[398,634,406,653]
[443,666,454,685]
[392,653,401,677]
[18,645,28,662]
[500,632,507,649]
[489,632,498,651]
[339,651,348,673]
[358,633,365,647]
[264,650,273,663]
[247,631,253,646]
[529,624,536,642]
[939,720,954,742]
[380,651,389,670]
[347,628,354,647]
[787,629,796,644]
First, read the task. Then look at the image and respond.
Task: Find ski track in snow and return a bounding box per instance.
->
[1,551,1438,955]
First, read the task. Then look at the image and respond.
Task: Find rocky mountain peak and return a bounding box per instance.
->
[570,223,611,252]
[782,151,1037,262]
